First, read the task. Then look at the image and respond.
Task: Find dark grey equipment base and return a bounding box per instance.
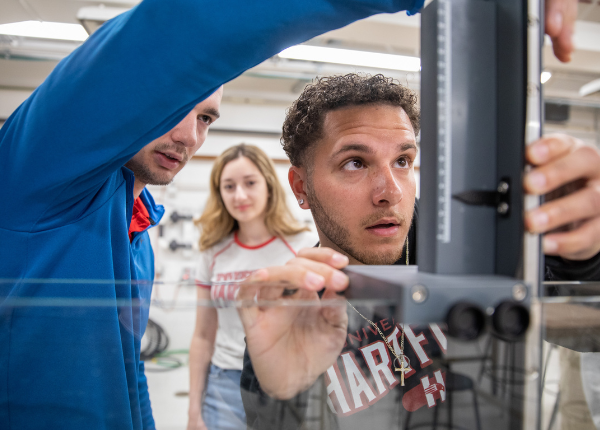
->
[343,265,530,339]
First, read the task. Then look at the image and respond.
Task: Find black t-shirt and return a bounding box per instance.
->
[241,200,600,429]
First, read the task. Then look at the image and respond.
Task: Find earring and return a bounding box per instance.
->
[298,199,304,205]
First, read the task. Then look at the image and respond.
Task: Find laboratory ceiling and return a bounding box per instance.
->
[0,0,599,107]
[2,0,600,26]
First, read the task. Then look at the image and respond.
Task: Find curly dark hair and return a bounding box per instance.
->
[282,73,420,167]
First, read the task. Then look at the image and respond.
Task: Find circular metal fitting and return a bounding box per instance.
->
[512,284,527,302]
[497,181,509,194]
[411,285,428,304]
[497,202,509,214]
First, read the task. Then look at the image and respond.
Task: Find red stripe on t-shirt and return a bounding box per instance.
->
[195,281,212,289]
[234,231,276,250]
[279,236,298,256]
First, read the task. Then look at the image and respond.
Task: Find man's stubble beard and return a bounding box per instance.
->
[125,143,188,186]
[305,177,408,265]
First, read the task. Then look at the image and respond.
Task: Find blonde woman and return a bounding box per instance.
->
[187,144,317,430]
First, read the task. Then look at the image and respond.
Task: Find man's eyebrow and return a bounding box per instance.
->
[202,108,221,119]
[399,142,418,152]
[332,144,374,157]
[332,142,418,157]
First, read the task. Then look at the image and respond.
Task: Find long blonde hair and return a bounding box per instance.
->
[196,144,309,251]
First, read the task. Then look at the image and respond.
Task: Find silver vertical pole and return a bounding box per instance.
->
[522,0,544,428]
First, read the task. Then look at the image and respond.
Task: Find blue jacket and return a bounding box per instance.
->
[0,0,424,429]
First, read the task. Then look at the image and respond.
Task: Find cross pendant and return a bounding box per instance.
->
[400,362,406,386]
[394,358,407,386]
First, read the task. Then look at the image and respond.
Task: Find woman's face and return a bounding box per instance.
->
[219,156,270,225]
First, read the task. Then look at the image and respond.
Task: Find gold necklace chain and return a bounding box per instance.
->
[346,301,405,363]
[345,236,410,385]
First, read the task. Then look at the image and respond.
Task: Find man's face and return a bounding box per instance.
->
[125,87,223,187]
[301,104,417,265]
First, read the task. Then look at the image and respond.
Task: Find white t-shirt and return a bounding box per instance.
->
[195,230,318,370]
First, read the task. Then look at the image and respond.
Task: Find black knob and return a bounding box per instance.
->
[446,302,486,341]
[492,301,530,340]
[170,211,193,223]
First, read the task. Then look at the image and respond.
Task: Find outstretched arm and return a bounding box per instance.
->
[0,0,423,231]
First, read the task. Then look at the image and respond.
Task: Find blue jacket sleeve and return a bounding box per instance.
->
[0,0,423,231]
[138,361,156,430]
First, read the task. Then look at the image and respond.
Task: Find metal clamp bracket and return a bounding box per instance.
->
[452,178,511,216]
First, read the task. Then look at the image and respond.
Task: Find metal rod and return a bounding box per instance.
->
[522,0,544,428]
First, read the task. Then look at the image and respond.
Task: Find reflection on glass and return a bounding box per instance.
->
[4,280,600,429]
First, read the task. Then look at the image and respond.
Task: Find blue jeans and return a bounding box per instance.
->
[203,364,246,430]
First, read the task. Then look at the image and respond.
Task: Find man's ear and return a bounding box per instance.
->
[288,166,310,209]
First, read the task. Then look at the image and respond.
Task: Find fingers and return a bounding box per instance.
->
[236,248,349,325]
[236,269,268,323]
[543,217,600,260]
[296,247,350,269]
[236,267,306,306]
[287,257,349,292]
[524,140,598,196]
[525,180,600,234]
[254,255,349,293]
[545,0,577,62]
[524,136,600,261]
[236,253,349,306]
[525,134,580,167]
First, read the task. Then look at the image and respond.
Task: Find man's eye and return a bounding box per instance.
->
[198,115,213,125]
[395,157,410,168]
[342,159,364,171]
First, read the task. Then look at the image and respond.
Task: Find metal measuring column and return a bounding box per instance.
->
[419,0,543,427]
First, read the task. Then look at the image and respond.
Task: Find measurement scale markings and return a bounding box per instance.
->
[436,0,452,243]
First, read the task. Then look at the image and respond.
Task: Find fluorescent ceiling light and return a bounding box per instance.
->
[0,21,88,42]
[279,45,421,72]
[541,71,552,84]
[579,78,600,97]
[77,6,129,22]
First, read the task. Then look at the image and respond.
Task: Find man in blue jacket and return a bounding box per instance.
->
[0,0,428,429]
[0,36,225,430]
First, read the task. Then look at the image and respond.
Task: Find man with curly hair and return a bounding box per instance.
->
[237,73,600,429]
[282,74,420,266]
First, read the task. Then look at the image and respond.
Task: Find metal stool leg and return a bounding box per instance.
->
[447,390,452,429]
[477,335,492,385]
[472,389,482,430]
[501,341,511,400]
[491,338,499,396]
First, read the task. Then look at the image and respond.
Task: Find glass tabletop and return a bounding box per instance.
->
[2,278,600,429]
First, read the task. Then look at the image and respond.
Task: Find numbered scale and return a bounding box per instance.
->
[435,0,452,245]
